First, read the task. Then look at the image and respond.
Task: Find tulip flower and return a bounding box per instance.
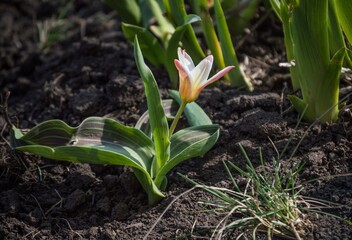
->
[169,48,234,137]
[175,48,234,103]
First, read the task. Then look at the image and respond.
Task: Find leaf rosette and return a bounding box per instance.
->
[10,38,220,205]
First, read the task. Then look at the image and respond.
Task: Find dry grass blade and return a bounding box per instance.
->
[179,142,351,239]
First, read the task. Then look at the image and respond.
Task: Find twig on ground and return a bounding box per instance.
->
[31,194,46,219]
[44,189,64,216]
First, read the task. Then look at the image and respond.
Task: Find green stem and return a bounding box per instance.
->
[148,0,174,43]
[169,101,187,138]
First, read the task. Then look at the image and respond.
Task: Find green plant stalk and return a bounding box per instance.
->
[198,1,227,79]
[269,0,300,90]
[269,0,281,17]
[105,0,141,26]
[334,0,352,68]
[167,0,205,63]
[134,36,170,176]
[164,26,188,88]
[347,49,352,69]
[162,0,171,14]
[288,0,345,122]
[182,26,205,63]
[169,101,187,138]
[164,15,202,88]
[214,0,253,90]
[281,4,300,90]
[147,0,174,44]
[328,1,345,57]
[328,0,352,69]
[199,10,226,76]
[133,168,164,205]
[334,0,352,45]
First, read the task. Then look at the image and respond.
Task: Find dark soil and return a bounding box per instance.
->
[1,1,351,239]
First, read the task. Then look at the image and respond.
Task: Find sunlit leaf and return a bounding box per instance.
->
[135,99,178,137]
[154,124,219,186]
[134,37,170,175]
[11,117,154,169]
[10,117,165,202]
[214,0,252,90]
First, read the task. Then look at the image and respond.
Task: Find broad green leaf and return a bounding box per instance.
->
[10,127,25,147]
[169,90,212,126]
[281,2,300,90]
[154,124,220,186]
[214,0,253,90]
[135,99,178,137]
[10,117,164,200]
[134,37,170,175]
[122,23,165,66]
[11,117,154,169]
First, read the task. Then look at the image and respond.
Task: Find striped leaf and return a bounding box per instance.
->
[135,90,214,136]
[169,89,212,126]
[135,99,178,137]
[154,124,220,187]
[11,117,154,168]
[10,117,164,201]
